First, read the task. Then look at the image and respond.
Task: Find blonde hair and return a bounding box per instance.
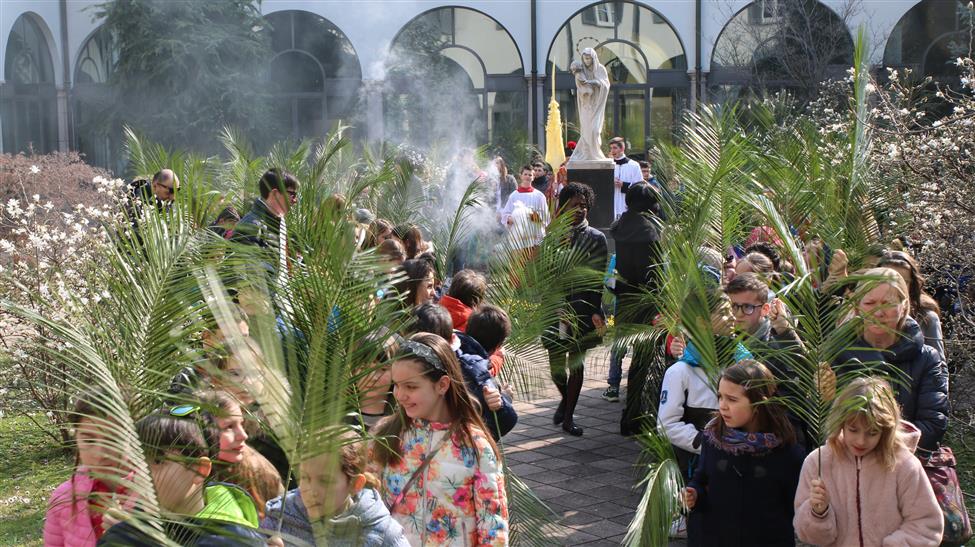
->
[740,252,775,274]
[858,267,911,324]
[827,377,904,470]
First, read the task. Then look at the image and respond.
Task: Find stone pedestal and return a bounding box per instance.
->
[566,158,615,231]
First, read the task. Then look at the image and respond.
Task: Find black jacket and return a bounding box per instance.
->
[834,316,948,451]
[743,322,813,451]
[688,435,805,547]
[610,207,661,324]
[735,320,805,407]
[565,222,608,336]
[121,179,171,253]
[456,333,518,439]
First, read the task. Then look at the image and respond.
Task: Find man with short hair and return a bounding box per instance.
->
[127,168,180,211]
[609,137,642,220]
[151,169,180,203]
[639,160,660,188]
[531,160,550,194]
[234,168,299,283]
[122,168,182,251]
[500,165,550,252]
[724,273,774,337]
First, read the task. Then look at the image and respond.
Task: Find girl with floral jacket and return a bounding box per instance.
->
[371,332,509,546]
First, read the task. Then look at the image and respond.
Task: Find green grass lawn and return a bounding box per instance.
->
[0,415,72,546]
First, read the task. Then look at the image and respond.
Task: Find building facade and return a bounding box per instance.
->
[1,0,970,168]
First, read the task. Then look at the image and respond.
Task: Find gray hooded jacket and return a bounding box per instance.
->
[261,488,409,547]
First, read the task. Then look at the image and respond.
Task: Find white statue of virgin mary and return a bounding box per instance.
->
[568,47,611,163]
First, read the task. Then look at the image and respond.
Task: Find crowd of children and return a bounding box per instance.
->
[41,144,969,547]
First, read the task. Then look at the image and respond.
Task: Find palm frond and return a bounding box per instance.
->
[623,429,684,547]
[504,472,563,546]
[487,212,604,398]
[428,178,491,279]
[219,126,265,198]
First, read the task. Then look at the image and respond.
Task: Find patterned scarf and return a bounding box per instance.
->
[703,419,782,456]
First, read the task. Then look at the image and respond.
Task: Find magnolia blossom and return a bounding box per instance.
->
[807,54,975,349]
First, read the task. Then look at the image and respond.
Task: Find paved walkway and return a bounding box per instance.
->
[503,353,651,546]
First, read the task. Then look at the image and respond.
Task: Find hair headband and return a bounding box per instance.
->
[398,338,446,373]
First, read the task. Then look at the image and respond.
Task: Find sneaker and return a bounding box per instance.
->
[601,386,620,402]
[669,515,687,539]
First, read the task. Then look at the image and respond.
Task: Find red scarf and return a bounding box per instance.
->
[89,479,114,538]
[516,186,534,193]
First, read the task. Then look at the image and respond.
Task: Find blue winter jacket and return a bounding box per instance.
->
[456,332,518,439]
[834,316,948,451]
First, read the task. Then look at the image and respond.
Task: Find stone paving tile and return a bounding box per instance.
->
[507,461,547,477]
[570,518,631,541]
[503,375,647,543]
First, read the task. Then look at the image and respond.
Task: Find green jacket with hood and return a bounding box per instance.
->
[98,482,266,546]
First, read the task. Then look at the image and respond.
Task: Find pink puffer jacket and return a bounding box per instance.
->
[43,470,98,547]
[794,421,944,547]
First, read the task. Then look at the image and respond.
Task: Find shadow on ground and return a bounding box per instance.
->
[505,365,687,546]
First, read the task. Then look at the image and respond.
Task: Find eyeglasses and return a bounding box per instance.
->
[730,303,760,316]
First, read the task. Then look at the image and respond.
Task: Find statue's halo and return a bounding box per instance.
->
[574,37,600,56]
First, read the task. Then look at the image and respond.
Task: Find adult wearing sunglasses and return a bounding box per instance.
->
[234,168,300,286]
[127,168,180,208]
[150,169,180,204]
[122,169,181,252]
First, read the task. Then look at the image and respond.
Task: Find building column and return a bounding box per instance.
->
[57,87,70,152]
[689,71,698,112]
[530,74,546,148]
[0,82,4,153]
[363,79,384,143]
[700,72,708,105]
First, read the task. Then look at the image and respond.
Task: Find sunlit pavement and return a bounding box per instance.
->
[503,349,688,546]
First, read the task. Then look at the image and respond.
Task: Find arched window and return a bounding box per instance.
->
[884,0,972,84]
[709,0,853,103]
[1,14,57,154]
[546,1,688,153]
[76,26,116,85]
[265,11,362,140]
[73,26,119,169]
[385,7,526,149]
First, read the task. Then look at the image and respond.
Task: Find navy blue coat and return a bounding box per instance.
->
[834,316,948,451]
[687,434,805,547]
[231,198,282,282]
[456,333,518,439]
